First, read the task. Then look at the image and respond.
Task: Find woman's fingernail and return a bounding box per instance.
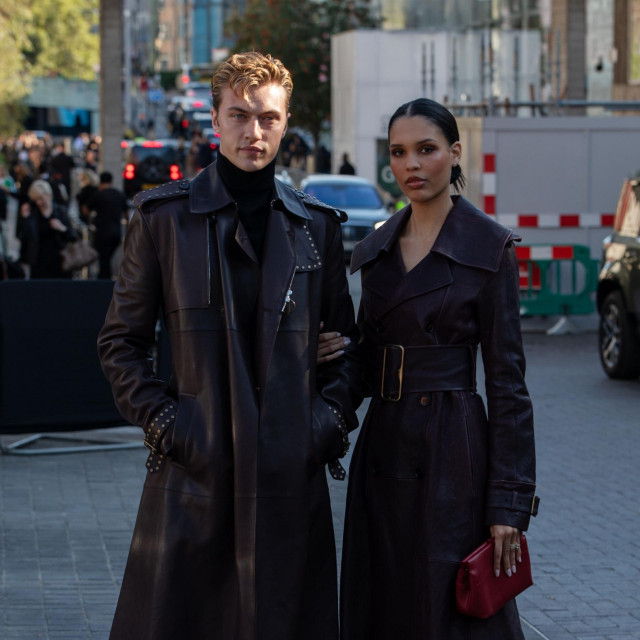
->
[495,570,500,578]
[512,565,517,574]
[506,569,512,577]
[344,337,351,345]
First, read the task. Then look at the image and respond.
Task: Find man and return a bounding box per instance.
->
[83,171,127,279]
[338,152,356,175]
[98,52,361,640]
[48,142,75,199]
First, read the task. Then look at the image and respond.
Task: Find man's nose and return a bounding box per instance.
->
[244,117,261,139]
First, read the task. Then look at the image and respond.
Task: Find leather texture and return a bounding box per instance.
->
[340,197,536,640]
[97,163,363,640]
[456,534,533,619]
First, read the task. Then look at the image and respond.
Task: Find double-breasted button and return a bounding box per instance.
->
[179,180,190,190]
[375,322,386,334]
[425,321,434,333]
[419,394,431,407]
[415,467,425,479]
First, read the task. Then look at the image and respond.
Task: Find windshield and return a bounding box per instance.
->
[305,182,383,209]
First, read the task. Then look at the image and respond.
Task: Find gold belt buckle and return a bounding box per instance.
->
[381,344,405,402]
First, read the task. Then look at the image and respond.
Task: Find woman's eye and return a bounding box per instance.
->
[421,146,435,154]
[390,149,403,157]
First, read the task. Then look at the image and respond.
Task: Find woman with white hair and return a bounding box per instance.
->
[18,179,78,278]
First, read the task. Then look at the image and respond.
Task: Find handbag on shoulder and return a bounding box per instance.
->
[456,533,533,619]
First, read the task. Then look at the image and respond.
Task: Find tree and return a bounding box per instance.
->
[227,0,381,154]
[25,0,99,82]
[0,2,32,136]
[0,0,98,137]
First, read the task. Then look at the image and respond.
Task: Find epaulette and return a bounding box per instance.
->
[294,188,348,223]
[133,179,191,209]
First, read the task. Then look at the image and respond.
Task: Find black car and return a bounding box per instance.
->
[123,140,183,199]
[597,178,640,379]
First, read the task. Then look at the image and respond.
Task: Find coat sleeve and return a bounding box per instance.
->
[97,208,177,452]
[315,221,366,457]
[477,242,538,531]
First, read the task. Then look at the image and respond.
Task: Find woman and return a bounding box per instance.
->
[333,99,538,639]
[18,179,78,278]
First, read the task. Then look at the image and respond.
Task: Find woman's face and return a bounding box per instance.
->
[389,115,461,205]
[32,193,51,214]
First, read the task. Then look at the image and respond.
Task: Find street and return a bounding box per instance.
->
[1,279,639,638]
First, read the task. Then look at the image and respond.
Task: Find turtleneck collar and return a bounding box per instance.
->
[216,152,276,194]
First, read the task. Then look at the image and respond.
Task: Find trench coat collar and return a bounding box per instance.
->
[189,161,312,220]
[351,195,519,275]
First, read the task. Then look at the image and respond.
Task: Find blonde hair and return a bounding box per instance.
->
[211,51,293,111]
[28,179,53,201]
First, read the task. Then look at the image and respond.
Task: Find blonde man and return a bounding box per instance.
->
[99,52,361,640]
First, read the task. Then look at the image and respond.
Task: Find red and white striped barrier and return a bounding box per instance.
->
[481,153,614,227]
[515,245,575,260]
[482,153,496,215]
[489,213,614,228]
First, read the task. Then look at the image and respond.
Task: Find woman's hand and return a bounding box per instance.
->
[49,218,67,232]
[317,321,351,364]
[20,203,31,218]
[489,524,521,578]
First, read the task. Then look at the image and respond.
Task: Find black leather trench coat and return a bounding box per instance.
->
[340,197,537,640]
[98,163,361,640]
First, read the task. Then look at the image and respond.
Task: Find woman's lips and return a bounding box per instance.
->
[405,177,426,188]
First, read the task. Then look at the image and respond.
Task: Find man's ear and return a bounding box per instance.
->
[282,113,291,138]
[211,108,220,134]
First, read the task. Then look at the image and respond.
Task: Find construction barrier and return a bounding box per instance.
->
[516,244,600,317]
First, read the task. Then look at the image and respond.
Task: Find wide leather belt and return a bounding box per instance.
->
[377,344,477,401]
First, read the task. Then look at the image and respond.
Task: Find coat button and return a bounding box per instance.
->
[179,180,190,189]
[375,322,386,334]
[425,321,434,333]
[419,394,431,406]
[416,466,425,478]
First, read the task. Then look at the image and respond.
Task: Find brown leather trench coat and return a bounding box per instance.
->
[340,196,537,640]
[97,163,362,640]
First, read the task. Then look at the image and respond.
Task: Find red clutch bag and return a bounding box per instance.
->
[456,534,533,619]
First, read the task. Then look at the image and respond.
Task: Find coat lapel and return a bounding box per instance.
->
[255,208,297,394]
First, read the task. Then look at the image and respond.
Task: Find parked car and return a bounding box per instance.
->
[300,174,391,255]
[123,140,183,199]
[596,177,640,379]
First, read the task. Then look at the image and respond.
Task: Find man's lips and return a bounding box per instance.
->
[240,146,263,154]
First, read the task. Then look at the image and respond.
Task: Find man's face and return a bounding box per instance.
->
[211,82,289,172]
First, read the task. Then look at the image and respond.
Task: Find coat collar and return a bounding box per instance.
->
[350,195,519,274]
[189,161,312,220]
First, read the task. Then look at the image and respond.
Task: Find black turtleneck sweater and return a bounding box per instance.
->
[216,152,276,260]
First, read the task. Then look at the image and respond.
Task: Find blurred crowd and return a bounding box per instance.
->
[0,131,128,281]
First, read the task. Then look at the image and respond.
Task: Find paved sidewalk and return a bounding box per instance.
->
[2,331,639,639]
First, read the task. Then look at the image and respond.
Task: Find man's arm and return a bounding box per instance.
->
[313,222,365,469]
[97,209,176,452]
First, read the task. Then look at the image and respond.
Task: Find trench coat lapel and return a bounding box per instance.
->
[255,207,296,395]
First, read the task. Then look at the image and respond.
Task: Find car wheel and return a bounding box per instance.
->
[598,291,640,379]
